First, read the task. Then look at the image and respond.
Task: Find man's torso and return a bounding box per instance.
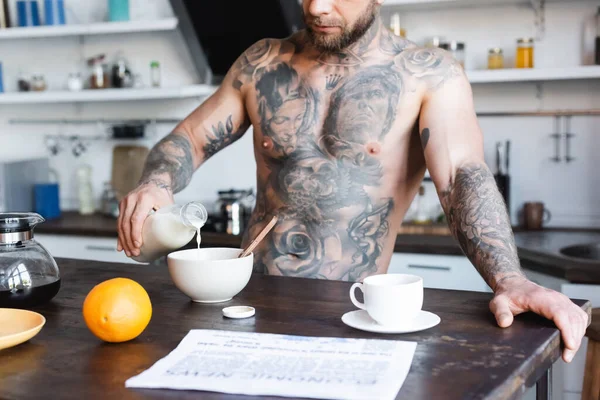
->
[236,27,459,281]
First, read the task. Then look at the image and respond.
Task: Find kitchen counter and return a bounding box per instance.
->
[36,212,242,249]
[0,258,592,400]
[37,212,600,284]
[514,231,600,284]
[36,212,464,255]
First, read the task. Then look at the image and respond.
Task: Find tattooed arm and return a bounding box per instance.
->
[416,49,588,363]
[116,41,275,257]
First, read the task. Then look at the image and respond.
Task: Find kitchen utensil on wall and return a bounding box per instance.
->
[108,0,129,22]
[111,145,149,200]
[595,7,600,65]
[16,0,41,27]
[0,0,10,29]
[523,202,551,230]
[493,141,511,214]
[0,213,61,308]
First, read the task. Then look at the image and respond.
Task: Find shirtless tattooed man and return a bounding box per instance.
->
[118,0,588,363]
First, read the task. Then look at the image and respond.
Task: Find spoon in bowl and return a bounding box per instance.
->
[238,215,278,258]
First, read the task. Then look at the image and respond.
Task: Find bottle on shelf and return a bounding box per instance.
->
[150,61,161,88]
[133,202,208,263]
[389,13,406,38]
[76,165,95,216]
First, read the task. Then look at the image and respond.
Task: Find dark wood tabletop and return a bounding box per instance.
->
[0,259,592,400]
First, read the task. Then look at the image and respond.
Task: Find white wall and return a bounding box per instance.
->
[0,0,598,226]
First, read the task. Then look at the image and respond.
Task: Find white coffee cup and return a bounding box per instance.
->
[350,274,423,326]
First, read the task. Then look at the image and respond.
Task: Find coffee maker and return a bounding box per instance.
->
[214,189,254,235]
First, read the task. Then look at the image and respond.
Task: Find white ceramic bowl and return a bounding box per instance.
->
[167,248,253,303]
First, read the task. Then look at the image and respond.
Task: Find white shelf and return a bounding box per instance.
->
[466,66,600,84]
[0,19,178,40]
[384,0,575,10]
[0,85,216,104]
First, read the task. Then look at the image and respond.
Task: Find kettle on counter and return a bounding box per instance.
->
[0,213,60,308]
[215,189,255,236]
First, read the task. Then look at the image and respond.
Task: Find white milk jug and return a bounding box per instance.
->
[133,201,207,263]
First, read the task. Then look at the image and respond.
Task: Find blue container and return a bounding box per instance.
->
[0,62,4,94]
[44,0,65,25]
[34,183,61,220]
[17,1,41,27]
[108,0,129,22]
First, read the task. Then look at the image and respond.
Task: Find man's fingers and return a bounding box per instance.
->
[130,198,154,256]
[551,307,581,363]
[490,295,514,328]
[117,200,126,252]
[120,197,137,256]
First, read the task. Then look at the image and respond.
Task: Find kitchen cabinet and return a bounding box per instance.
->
[36,234,139,265]
[388,253,492,293]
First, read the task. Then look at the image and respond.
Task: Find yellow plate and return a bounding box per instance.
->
[0,309,46,351]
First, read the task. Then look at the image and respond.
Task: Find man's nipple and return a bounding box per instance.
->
[262,137,274,150]
[366,141,382,156]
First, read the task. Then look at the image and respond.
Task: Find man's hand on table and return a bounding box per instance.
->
[489,275,589,363]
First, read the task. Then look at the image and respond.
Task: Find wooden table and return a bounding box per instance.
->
[0,259,592,400]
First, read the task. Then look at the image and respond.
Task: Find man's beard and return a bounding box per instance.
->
[305,2,377,52]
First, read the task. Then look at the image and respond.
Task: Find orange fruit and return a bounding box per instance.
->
[83,278,152,343]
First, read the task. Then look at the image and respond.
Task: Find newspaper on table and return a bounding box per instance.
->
[125,329,417,400]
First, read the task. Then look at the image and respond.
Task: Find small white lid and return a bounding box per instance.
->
[222,306,255,319]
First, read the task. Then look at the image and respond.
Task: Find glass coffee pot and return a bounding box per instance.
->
[0,213,60,308]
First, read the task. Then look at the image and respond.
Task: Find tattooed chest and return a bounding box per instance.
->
[246,62,403,281]
[251,62,403,161]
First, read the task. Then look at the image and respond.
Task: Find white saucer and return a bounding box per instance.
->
[341,310,441,334]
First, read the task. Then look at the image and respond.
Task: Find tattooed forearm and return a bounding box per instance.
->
[203,115,250,160]
[139,133,195,194]
[440,163,525,291]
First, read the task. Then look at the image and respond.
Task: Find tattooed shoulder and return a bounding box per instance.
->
[393,46,463,91]
[231,39,277,91]
[231,37,299,91]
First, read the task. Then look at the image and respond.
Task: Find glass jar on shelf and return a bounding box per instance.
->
[425,36,444,48]
[88,55,109,89]
[516,38,534,69]
[150,61,161,88]
[487,48,504,69]
[440,41,465,68]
